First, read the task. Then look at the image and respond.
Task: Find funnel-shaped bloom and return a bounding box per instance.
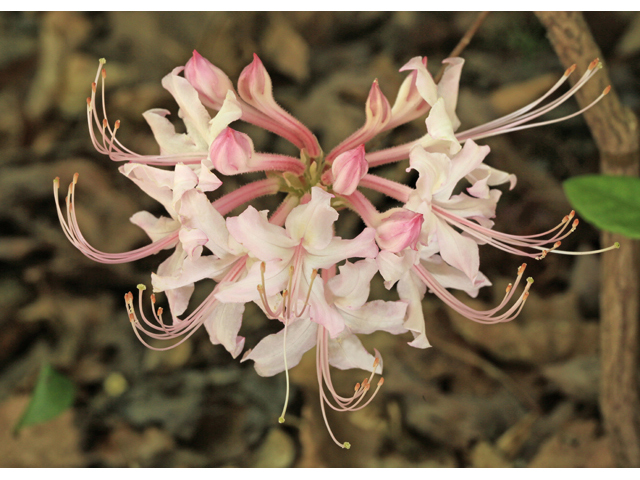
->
[216,187,378,337]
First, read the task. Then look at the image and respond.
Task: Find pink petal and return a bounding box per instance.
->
[376,208,423,253]
[184,50,236,110]
[208,127,254,175]
[331,144,368,196]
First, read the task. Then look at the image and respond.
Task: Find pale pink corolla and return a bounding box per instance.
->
[330,144,369,196]
[375,208,423,253]
[242,258,407,448]
[215,187,378,337]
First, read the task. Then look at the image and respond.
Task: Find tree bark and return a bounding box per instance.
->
[536,11,640,467]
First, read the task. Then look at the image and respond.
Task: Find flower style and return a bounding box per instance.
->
[54,49,619,449]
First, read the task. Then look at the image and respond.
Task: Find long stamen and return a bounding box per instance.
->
[278,292,291,424]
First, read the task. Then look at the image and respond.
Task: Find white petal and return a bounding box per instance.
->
[328,332,382,374]
[327,259,377,309]
[242,317,318,377]
[161,68,212,149]
[129,211,180,244]
[208,90,243,141]
[142,108,200,155]
[285,187,338,251]
[204,302,245,358]
[119,163,176,218]
[337,300,408,335]
[227,206,297,263]
[179,189,233,259]
[434,216,480,282]
[421,254,491,298]
[397,271,431,349]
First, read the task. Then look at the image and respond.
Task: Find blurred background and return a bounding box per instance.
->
[1,11,639,467]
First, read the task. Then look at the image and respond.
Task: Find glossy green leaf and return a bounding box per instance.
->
[14,363,75,434]
[563,175,640,239]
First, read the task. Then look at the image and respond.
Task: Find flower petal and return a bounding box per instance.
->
[129,211,180,244]
[204,301,246,358]
[142,108,201,155]
[242,317,318,377]
[421,254,491,298]
[285,187,338,251]
[328,332,382,374]
[327,259,377,309]
[305,227,378,270]
[434,216,480,281]
[397,271,430,349]
[161,67,212,148]
[227,206,297,262]
[337,300,408,336]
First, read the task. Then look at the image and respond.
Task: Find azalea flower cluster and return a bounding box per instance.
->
[54,52,615,448]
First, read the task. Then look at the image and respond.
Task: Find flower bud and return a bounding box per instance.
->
[365,80,391,126]
[184,50,235,109]
[376,209,423,253]
[208,127,254,175]
[237,53,270,104]
[331,144,368,195]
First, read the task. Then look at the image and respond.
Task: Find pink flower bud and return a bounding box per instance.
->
[184,50,235,110]
[238,53,270,103]
[331,144,368,195]
[376,209,424,253]
[365,80,391,125]
[208,127,254,175]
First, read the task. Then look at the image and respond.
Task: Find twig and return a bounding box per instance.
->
[536,11,640,468]
[434,11,490,84]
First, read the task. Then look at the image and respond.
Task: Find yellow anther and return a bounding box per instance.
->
[99,58,106,64]
[342,442,351,450]
[137,284,146,291]
[278,416,285,424]
[527,277,534,284]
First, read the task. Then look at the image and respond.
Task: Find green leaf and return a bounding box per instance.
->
[14,363,75,435]
[563,175,640,239]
